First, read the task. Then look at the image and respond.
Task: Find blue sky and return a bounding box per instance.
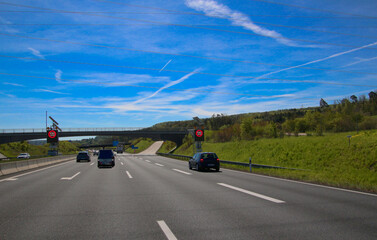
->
[1,0,377,129]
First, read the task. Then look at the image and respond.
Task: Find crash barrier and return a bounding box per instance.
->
[0,155,75,176]
[157,153,308,172]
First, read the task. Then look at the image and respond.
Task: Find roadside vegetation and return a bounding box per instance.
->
[157,141,176,154]
[125,138,154,154]
[0,141,79,160]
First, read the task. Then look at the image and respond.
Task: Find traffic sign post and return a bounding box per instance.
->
[194,129,204,141]
[46,115,61,155]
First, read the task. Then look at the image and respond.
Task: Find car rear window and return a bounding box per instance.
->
[78,153,88,156]
[201,153,217,159]
[99,150,113,158]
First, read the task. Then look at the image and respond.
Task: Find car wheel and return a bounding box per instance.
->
[196,163,201,172]
[189,162,192,170]
[215,167,220,172]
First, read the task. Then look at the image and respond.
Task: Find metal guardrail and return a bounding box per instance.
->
[157,153,308,172]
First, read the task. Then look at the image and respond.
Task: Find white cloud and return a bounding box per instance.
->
[34,89,69,95]
[76,73,171,87]
[28,47,45,59]
[55,69,63,83]
[3,82,24,87]
[185,0,296,46]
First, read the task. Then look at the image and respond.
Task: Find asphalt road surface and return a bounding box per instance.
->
[0,154,376,240]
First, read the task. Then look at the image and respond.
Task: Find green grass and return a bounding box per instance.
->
[157,141,176,153]
[174,130,377,193]
[125,138,155,154]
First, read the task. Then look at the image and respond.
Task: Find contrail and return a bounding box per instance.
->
[159,59,172,72]
[254,40,377,80]
[134,68,200,104]
[342,56,377,68]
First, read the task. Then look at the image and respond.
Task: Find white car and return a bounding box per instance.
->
[17,153,30,159]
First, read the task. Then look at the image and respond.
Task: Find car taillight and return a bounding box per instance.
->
[200,159,204,162]
[217,158,219,161]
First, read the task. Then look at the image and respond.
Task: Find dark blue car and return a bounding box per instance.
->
[97,149,115,168]
[189,152,220,172]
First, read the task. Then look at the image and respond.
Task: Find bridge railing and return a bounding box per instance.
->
[0,127,145,133]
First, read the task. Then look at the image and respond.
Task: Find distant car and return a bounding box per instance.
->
[189,152,220,172]
[97,149,115,168]
[17,153,30,159]
[93,150,99,156]
[76,151,91,162]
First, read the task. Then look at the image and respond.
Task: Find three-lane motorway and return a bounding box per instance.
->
[1,154,376,239]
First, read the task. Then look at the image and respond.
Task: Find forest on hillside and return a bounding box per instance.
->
[152,91,377,143]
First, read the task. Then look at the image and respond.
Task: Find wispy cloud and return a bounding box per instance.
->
[254,40,377,81]
[77,73,170,87]
[3,82,24,87]
[133,69,200,104]
[0,16,18,33]
[0,91,16,98]
[55,69,63,83]
[342,56,377,68]
[185,0,297,46]
[34,89,69,95]
[28,47,45,59]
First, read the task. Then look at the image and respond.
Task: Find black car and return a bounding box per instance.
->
[189,152,220,172]
[77,151,91,162]
[97,149,115,168]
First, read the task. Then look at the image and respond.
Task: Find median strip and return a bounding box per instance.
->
[61,172,81,180]
[157,220,178,240]
[218,183,285,204]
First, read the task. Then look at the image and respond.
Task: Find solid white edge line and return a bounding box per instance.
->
[172,169,192,175]
[221,168,377,197]
[126,171,133,179]
[61,172,81,180]
[155,163,164,167]
[0,159,74,182]
[218,183,285,204]
[157,220,178,240]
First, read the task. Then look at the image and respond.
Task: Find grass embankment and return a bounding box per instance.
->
[174,130,377,193]
[125,138,155,154]
[157,141,176,154]
[0,141,78,162]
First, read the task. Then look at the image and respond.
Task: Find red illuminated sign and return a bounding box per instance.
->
[48,130,57,139]
[195,130,203,138]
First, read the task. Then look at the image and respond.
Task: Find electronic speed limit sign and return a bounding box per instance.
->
[195,129,204,141]
[47,130,59,143]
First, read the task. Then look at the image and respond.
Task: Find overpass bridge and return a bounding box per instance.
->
[0,128,188,146]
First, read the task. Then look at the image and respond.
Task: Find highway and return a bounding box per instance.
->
[0,154,376,239]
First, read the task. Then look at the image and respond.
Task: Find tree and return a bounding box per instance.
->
[350,95,358,103]
[241,118,255,140]
[368,91,377,101]
[320,98,329,108]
